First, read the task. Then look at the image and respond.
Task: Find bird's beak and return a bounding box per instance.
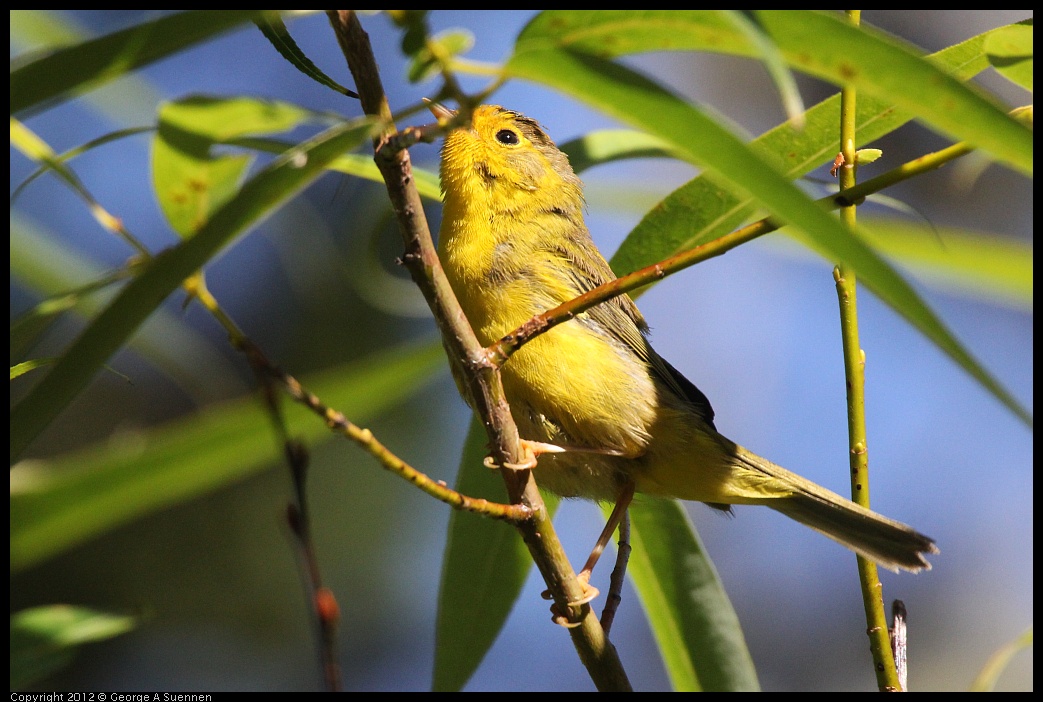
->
[423,98,456,125]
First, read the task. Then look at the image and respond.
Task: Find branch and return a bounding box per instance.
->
[325,10,631,691]
[186,273,344,689]
[267,347,532,523]
[835,10,900,691]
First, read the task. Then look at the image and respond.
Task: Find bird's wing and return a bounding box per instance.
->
[555,229,717,429]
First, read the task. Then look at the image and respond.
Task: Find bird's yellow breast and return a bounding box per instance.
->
[438,210,657,459]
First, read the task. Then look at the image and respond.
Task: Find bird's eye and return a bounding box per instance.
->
[495,129,519,145]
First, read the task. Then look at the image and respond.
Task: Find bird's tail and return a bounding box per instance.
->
[736,448,938,572]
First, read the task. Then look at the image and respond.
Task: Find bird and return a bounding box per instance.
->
[431,102,937,578]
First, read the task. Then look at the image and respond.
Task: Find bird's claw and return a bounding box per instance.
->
[543,572,600,627]
[483,439,566,471]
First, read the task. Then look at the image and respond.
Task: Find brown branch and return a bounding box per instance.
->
[325,10,631,691]
[600,509,631,637]
[487,220,770,368]
[282,441,343,692]
[188,273,344,690]
[237,332,343,690]
[275,357,532,522]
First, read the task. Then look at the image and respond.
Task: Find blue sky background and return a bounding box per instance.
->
[11,11,1032,692]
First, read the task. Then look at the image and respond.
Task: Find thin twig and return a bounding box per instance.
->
[600,509,631,637]
[281,439,343,692]
[195,272,344,691]
[272,355,532,522]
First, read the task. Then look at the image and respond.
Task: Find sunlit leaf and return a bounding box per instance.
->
[984,21,1033,91]
[10,605,136,689]
[153,95,320,237]
[11,10,265,115]
[626,498,759,691]
[433,418,557,691]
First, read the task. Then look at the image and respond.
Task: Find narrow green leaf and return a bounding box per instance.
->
[559,129,681,174]
[11,10,264,115]
[12,126,155,203]
[984,22,1033,91]
[10,116,59,161]
[514,11,1032,175]
[254,13,358,97]
[507,21,1030,427]
[11,605,137,689]
[515,10,749,58]
[10,117,378,462]
[10,339,444,571]
[224,136,443,202]
[753,11,1032,175]
[324,153,441,202]
[626,498,759,691]
[721,10,805,127]
[153,95,318,237]
[433,418,556,691]
[11,358,55,380]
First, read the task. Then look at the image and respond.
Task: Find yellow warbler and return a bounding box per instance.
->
[434,104,936,573]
